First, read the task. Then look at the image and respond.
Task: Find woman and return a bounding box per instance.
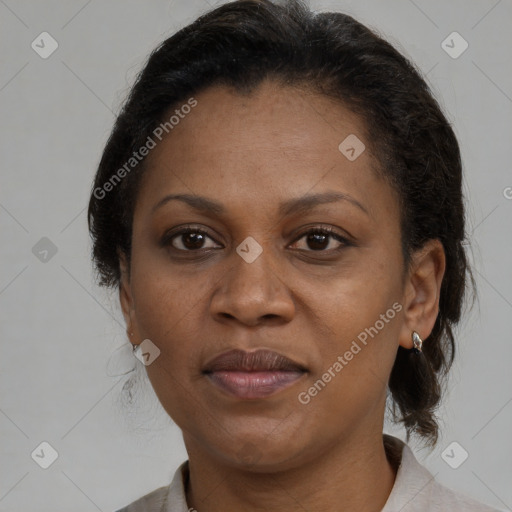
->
[87,0,501,510]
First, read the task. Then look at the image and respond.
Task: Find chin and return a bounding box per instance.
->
[211,430,308,473]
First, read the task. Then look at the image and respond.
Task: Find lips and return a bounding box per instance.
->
[203,349,307,399]
[203,349,307,373]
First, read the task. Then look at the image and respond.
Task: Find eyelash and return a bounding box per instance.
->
[161,225,352,255]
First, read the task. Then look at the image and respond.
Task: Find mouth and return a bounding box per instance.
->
[202,349,308,399]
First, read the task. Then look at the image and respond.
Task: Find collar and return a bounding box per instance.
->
[163,434,433,512]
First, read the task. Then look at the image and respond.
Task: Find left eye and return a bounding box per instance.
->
[290,228,348,252]
[165,229,220,251]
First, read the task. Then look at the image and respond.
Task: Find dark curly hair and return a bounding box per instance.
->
[87,0,475,447]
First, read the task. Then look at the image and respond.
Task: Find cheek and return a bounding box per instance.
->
[305,253,402,389]
[298,292,401,434]
[311,256,398,337]
[131,235,201,326]
[131,268,207,424]
[130,254,208,376]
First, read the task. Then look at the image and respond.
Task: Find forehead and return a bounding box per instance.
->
[135,80,394,221]
[151,81,371,161]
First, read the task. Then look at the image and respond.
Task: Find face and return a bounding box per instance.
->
[120,80,441,471]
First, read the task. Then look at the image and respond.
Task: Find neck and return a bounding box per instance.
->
[183,429,399,512]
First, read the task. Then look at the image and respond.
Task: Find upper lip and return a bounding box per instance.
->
[202,349,307,373]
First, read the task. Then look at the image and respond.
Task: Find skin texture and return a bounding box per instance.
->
[119,80,446,512]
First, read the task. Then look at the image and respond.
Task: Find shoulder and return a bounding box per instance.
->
[382,435,502,512]
[426,478,501,511]
[114,485,170,512]
[113,460,190,512]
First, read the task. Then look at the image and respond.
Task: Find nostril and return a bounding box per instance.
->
[219,312,236,320]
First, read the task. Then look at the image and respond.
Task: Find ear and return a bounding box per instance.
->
[398,239,446,350]
[118,250,136,342]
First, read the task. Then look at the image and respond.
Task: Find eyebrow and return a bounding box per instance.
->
[151,191,369,217]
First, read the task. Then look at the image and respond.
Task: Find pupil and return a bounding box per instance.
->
[184,232,204,249]
[308,233,328,250]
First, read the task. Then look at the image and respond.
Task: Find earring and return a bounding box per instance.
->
[412,331,423,354]
[129,331,137,351]
[128,330,137,353]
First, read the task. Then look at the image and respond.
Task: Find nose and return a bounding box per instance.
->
[210,244,295,327]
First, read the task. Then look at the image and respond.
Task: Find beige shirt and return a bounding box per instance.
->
[114,434,501,511]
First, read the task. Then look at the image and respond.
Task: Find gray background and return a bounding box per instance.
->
[1,0,511,511]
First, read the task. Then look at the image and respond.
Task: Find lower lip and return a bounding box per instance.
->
[206,370,305,399]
